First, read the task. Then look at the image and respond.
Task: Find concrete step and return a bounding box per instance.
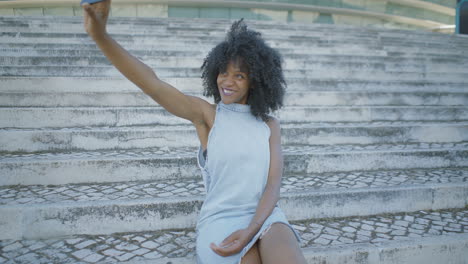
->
[2,65,466,82]
[2,89,468,108]
[2,122,468,153]
[0,39,380,55]
[382,45,467,56]
[1,29,466,52]
[2,50,468,70]
[0,19,380,36]
[284,78,468,92]
[0,16,373,32]
[381,38,468,49]
[0,31,384,47]
[2,16,466,45]
[0,16,378,35]
[1,15,463,38]
[4,32,464,57]
[386,50,468,59]
[0,205,467,262]
[1,77,467,94]
[0,21,466,49]
[1,142,467,186]
[1,56,466,74]
[0,47,203,58]
[1,106,467,129]
[0,43,391,59]
[1,35,466,58]
[0,42,388,57]
[0,17,389,38]
[0,28,468,55]
[1,166,467,240]
[2,47,467,64]
[4,167,466,206]
[0,26,383,45]
[379,31,468,44]
[2,41,465,61]
[0,24,465,46]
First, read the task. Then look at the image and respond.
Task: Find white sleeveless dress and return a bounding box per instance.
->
[196,102,300,264]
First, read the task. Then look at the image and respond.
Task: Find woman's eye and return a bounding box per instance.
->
[236,74,244,79]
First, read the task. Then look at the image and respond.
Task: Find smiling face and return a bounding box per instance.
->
[217,59,250,105]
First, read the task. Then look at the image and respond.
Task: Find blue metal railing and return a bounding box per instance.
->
[456,0,468,33]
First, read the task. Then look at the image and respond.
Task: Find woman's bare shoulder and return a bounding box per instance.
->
[265,115,280,130]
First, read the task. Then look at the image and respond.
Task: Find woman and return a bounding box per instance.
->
[82,1,306,263]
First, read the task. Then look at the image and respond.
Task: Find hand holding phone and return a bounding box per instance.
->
[82,0,110,40]
[81,0,106,5]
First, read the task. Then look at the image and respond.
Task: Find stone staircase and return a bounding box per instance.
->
[0,16,468,263]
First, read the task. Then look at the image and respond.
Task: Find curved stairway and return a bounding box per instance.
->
[0,16,468,263]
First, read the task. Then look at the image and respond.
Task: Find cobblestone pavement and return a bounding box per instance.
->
[0,208,466,263]
[1,141,467,162]
[1,168,467,206]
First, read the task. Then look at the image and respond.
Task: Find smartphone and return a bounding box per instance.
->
[80,0,105,4]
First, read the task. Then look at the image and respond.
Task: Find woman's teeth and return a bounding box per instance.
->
[223,88,234,96]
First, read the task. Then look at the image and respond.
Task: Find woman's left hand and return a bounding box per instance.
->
[210,229,252,257]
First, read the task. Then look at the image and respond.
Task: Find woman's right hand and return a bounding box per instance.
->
[79,0,213,130]
[82,0,111,40]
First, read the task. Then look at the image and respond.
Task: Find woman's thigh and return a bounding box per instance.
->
[241,242,262,264]
[257,223,306,264]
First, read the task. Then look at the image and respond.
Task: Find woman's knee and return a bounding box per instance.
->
[260,223,298,246]
[257,223,306,264]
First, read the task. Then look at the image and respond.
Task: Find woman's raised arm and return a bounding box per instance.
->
[82,0,210,125]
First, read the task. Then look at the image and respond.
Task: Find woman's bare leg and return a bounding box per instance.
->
[241,242,262,264]
[258,223,306,264]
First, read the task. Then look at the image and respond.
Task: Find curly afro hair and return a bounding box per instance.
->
[201,19,286,122]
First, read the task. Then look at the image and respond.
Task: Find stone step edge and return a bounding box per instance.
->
[1,182,466,209]
[3,105,468,110]
[1,46,464,59]
[1,40,465,53]
[3,92,468,102]
[0,19,453,35]
[1,30,458,43]
[1,76,467,87]
[2,65,465,74]
[1,51,465,60]
[5,57,468,67]
[1,183,467,240]
[3,121,468,131]
[2,167,466,206]
[0,31,384,40]
[2,147,466,186]
[0,23,450,35]
[1,206,467,262]
[303,233,468,264]
[0,29,451,42]
[1,142,467,162]
[0,15,451,28]
[0,19,460,40]
[125,233,468,264]
[0,39,462,52]
[3,69,467,80]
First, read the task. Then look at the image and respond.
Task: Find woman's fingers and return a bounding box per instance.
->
[82,3,97,19]
[211,231,242,256]
[82,3,98,25]
[210,229,250,256]
[220,231,239,247]
[210,241,241,256]
[82,0,110,38]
